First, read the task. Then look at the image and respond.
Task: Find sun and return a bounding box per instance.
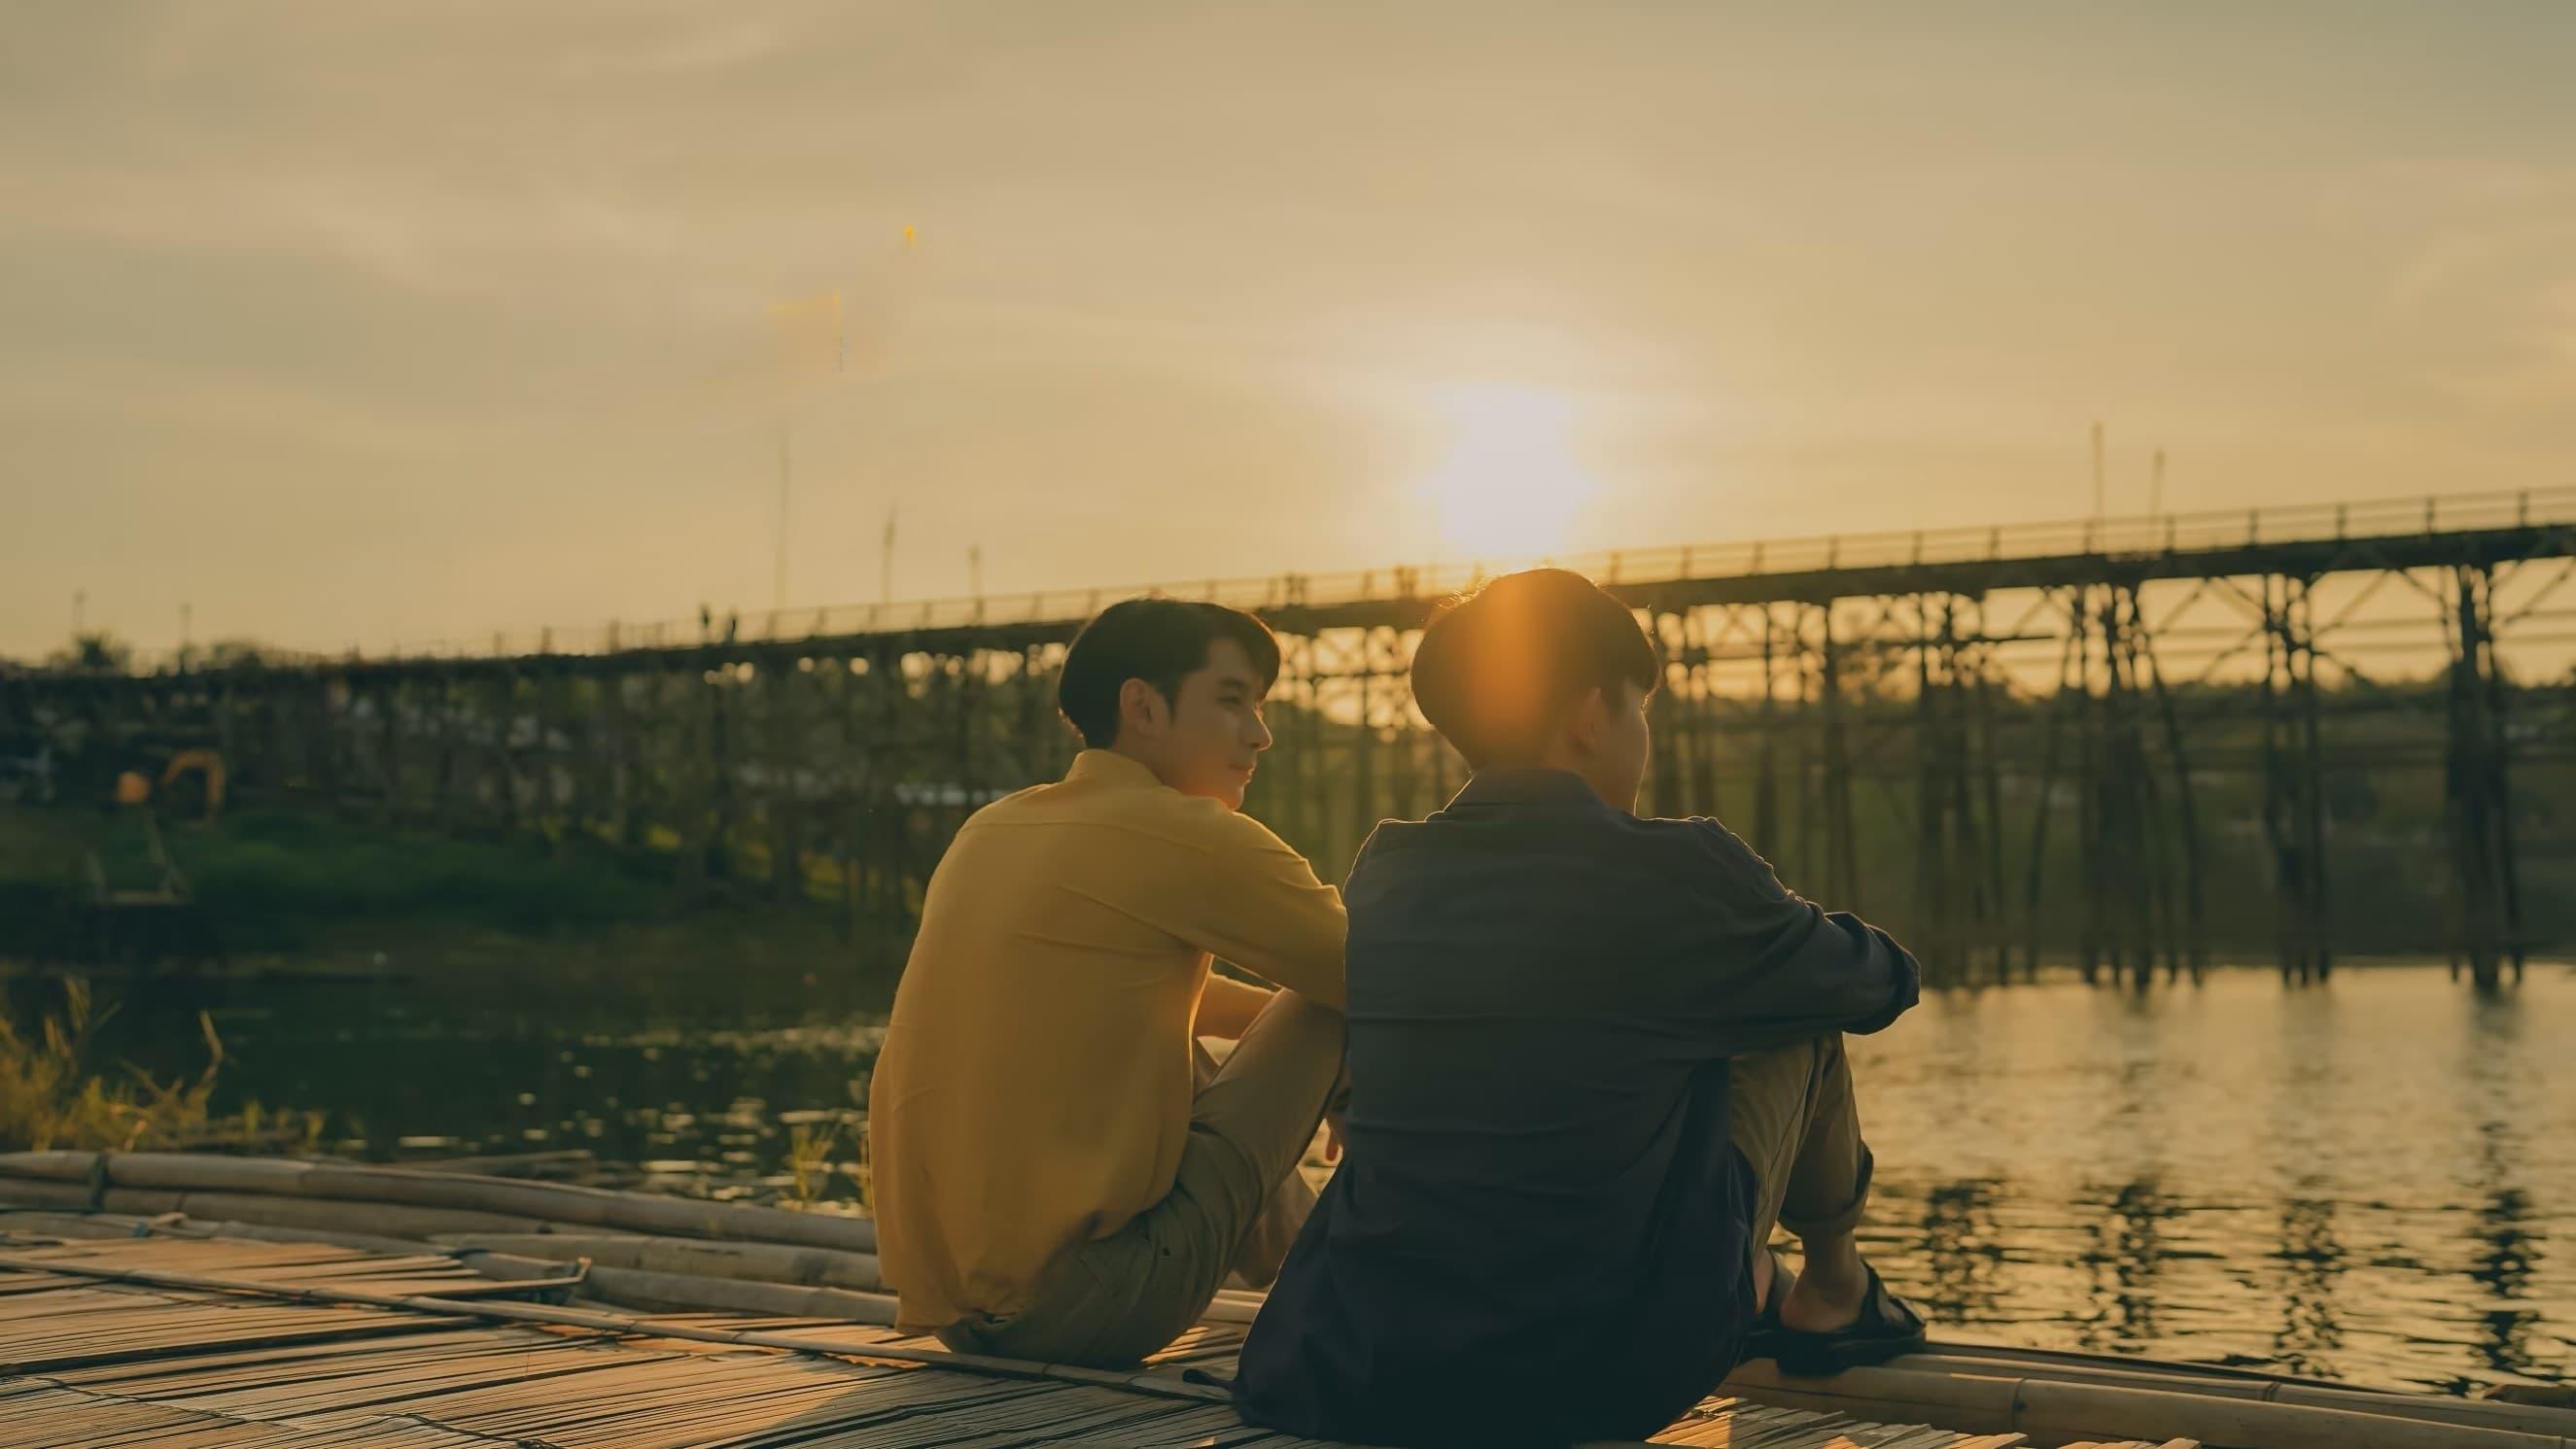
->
[1416,384,1598,563]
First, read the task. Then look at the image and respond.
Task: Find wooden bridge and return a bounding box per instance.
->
[11,488,2576,987]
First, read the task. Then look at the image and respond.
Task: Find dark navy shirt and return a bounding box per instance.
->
[1235,770,1921,1448]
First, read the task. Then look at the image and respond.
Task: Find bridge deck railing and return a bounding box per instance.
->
[115,485,2576,671]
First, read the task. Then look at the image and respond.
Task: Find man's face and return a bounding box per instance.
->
[1125,638,1274,809]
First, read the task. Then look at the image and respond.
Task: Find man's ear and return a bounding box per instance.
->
[1566,686,1607,759]
[1117,676,1167,740]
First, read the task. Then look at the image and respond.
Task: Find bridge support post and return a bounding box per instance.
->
[2261,576,2331,983]
[2445,565,2524,990]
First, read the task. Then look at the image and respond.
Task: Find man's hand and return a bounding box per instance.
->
[1320,1077,1352,1164]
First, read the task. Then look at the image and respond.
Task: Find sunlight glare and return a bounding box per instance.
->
[1417,384,1599,563]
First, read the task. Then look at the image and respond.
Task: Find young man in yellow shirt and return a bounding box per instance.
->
[867,599,1347,1367]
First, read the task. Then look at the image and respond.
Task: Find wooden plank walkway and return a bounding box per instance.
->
[0,1230,2045,1449]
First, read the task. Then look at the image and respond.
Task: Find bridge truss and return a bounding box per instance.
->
[11,489,2574,988]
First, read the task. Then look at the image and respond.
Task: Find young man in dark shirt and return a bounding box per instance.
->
[1235,569,1929,1448]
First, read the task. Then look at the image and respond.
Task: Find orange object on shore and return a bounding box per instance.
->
[160,748,226,820]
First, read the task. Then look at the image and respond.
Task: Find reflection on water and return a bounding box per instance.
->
[1839,966,2573,1393]
[38,962,2575,1395]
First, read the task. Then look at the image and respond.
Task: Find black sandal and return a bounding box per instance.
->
[1770,1260,1928,1376]
[1736,1245,1798,1363]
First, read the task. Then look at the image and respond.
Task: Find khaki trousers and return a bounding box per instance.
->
[1726,1033,1875,1248]
[937,990,1342,1367]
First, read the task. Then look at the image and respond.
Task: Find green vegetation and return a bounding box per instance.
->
[783,1117,872,1211]
[158,807,669,949]
[0,978,316,1153]
[43,630,133,673]
[0,803,864,969]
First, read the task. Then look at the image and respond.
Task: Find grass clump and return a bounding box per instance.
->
[780,1115,873,1212]
[0,978,315,1153]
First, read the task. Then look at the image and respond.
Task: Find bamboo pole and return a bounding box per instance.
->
[433,1231,881,1293]
[0,1176,547,1236]
[406,1149,598,1178]
[1724,1362,2572,1449]
[0,1207,562,1277]
[574,1260,899,1323]
[0,1177,183,1214]
[177,1190,561,1239]
[0,1153,878,1254]
[1871,1351,2576,1439]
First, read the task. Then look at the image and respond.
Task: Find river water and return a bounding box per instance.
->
[35,960,2573,1397]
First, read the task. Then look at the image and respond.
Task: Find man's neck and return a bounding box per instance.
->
[1106,742,1178,793]
[1532,755,1634,815]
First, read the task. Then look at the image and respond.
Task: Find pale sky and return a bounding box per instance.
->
[6,3,2573,660]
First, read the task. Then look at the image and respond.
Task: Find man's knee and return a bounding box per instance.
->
[1730,1035,1839,1135]
[1239,987,1346,1064]
[1732,1035,1869,1239]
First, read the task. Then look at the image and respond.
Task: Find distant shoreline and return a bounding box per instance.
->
[0,802,899,980]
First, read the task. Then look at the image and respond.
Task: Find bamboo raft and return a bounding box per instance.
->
[0,1152,2565,1449]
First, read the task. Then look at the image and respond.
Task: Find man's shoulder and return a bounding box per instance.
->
[944,781,1055,841]
[983,774,1295,855]
[1624,813,1793,900]
[1625,811,1765,866]
[1361,807,1786,901]
[964,779,1053,817]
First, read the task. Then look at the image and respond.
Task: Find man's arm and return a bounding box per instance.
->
[1666,817,1921,1054]
[1129,800,1348,1011]
[1720,901,1920,1039]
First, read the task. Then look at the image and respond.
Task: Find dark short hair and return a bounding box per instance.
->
[1058,598,1282,748]
[1410,568,1659,770]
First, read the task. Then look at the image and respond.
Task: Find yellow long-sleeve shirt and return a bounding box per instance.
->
[866,748,1346,1333]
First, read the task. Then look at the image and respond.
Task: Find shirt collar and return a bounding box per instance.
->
[1065,748,1166,789]
[1445,767,1613,813]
